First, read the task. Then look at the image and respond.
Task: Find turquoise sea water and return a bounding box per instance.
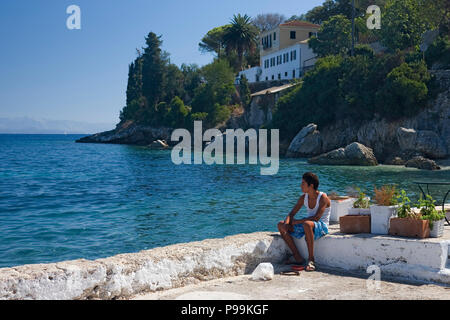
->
[0,134,449,268]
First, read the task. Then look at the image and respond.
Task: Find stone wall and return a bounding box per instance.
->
[1,229,449,300]
[0,233,288,300]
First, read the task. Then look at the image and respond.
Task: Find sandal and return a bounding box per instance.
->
[280,270,301,276]
[305,261,316,272]
[291,265,306,271]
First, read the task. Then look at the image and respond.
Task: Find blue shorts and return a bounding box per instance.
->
[289,221,329,240]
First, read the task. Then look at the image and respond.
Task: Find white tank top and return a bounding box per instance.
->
[304,192,330,225]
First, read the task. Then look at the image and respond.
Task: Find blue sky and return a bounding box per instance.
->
[0,0,323,126]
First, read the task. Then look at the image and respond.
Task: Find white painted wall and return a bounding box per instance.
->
[238,43,317,83]
[0,230,448,300]
[294,232,450,284]
[236,66,261,84]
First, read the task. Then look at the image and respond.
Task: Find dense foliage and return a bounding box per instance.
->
[270,0,447,141]
[120,32,237,130]
[271,51,436,141]
[119,0,448,140]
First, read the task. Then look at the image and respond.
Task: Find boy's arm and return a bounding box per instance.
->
[285,195,305,225]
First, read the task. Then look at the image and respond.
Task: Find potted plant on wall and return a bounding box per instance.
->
[339,188,371,234]
[417,195,446,238]
[370,185,399,234]
[389,190,430,238]
[352,189,371,215]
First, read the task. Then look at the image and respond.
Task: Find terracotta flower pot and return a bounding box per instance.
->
[339,215,371,234]
[389,218,430,239]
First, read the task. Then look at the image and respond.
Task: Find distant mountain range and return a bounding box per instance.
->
[0,117,116,134]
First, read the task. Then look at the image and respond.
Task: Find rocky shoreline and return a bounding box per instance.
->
[76,71,450,170]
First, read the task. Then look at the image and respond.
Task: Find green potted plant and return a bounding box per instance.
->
[340,188,371,234]
[370,185,399,234]
[389,190,430,238]
[353,189,371,215]
[417,195,446,238]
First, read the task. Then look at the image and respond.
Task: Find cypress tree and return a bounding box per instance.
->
[126,53,143,107]
[142,32,166,122]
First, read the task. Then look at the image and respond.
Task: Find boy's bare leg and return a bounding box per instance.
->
[302,221,315,262]
[277,222,306,264]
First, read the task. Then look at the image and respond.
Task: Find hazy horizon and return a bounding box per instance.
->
[0,116,116,134]
[0,0,322,129]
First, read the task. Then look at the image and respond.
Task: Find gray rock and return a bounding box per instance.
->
[286,124,322,158]
[396,127,447,159]
[416,131,447,159]
[76,121,173,146]
[385,156,406,166]
[397,127,417,151]
[405,156,441,171]
[308,142,378,166]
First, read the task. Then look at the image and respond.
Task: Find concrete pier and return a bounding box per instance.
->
[0,225,449,300]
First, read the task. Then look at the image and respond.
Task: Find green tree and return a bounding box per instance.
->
[380,0,428,51]
[181,63,202,104]
[417,0,450,33]
[209,104,232,126]
[223,14,259,71]
[425,35,450,69]
[142,32,167,122]
[309,15,352,57]
[125,53,143,107]
[167,96,190,128]
[305,0,359,24]
[199,25,231,57]
[252,13,286,31]
[272,55,344,139]
[191,59,235,127]
[120,97,146,123]
[164,64,185,104]
[376,61,431,119]
[238,74,251,110]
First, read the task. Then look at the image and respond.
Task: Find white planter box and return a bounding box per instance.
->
[359,208,371,216]
[330,198,356,222]
[429,219,445,238]
[348,207,361,216]
[370,205,398,235]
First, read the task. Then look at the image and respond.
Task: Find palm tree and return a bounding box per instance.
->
[223,14,259,71]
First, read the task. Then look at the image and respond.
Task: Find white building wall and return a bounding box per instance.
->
[236,66,261,84]
[238,43,317,83]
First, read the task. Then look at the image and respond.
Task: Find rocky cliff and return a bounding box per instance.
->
[77,71,450,164]
[286,70,450,163]
[76,120,173,146]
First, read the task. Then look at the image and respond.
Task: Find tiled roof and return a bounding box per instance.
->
[279,20,320,28]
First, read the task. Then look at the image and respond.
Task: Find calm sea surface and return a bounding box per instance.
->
[0,134,449,268]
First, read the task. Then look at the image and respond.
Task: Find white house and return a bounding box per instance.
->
[238,20,320,83]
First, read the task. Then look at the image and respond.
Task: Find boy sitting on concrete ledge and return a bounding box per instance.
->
[278,172,331,272]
